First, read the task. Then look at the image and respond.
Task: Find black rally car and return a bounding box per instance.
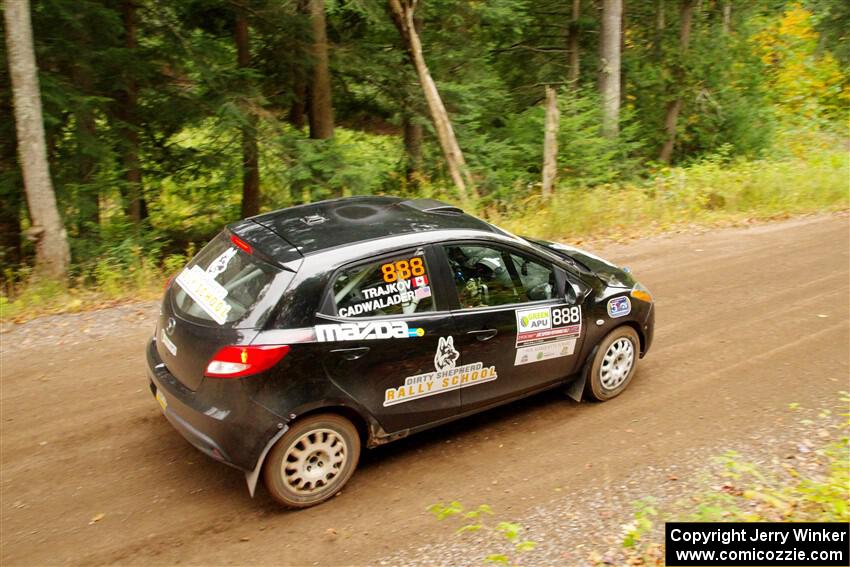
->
[147,196,655,508]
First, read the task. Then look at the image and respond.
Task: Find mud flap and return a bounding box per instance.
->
[565,344,599,402]
[565,374,586,402]
[244,425,288,497]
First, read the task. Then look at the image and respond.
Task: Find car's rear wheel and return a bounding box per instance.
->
[263,413,360,508]
[585,326,640,401]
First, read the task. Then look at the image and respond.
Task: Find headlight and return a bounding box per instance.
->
[630,282,653,303]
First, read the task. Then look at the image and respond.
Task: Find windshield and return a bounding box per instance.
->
[171,232,281,328]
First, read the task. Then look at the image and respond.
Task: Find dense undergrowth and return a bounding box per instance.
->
[2,134,847,323]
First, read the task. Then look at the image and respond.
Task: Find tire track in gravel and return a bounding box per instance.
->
[1,213,847,566]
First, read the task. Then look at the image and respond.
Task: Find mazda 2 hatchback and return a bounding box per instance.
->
[147,196,655,508]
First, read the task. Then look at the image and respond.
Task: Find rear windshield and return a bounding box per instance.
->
[171,233,280,328]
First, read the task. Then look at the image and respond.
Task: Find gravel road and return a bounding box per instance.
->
[1,213,847,566]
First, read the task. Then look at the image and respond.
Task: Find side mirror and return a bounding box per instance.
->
[527,282,552,301]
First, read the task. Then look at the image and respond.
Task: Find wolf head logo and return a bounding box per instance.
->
[434,336,460,372]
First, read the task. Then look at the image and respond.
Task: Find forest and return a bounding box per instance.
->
[1,0,848,315]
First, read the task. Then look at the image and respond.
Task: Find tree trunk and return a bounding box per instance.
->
[289,82,307,129]
[75,104,99,234]
[71,54,99,235]
[598,0,622,138]
[235,8,260,218]
[388,0,476,202]
[120,0,146,223]
[308,0,334,139]
[3,0,70,280]
[566,0,580,87]
[722,2,731,35]
[402,112,423,184]
[653,0,666,58]
[658,0,695,164]
[541,86,559,198]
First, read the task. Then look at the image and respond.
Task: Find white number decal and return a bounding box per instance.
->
[552,306,581,326]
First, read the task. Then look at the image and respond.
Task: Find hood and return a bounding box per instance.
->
[525,237,636,288]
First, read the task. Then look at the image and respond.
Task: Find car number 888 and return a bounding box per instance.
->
[552,306,581,326]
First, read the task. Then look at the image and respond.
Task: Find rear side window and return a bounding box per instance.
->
[172,233,280,327]
[332,251,434,318]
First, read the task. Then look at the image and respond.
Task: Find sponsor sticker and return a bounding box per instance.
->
[384,336,498,406]
[175,265,231,325]
[608,296,631,318]
[205,247,238,278]
[514,339,576,366]
[160,329,178,356]
[414,285,432,300]
[315,320,424,342]
[515,304,582,346]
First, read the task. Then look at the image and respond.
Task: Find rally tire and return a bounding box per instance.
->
[584,326,640,402]
[263,414,360,508]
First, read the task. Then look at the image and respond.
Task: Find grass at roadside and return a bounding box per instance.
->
[422,396,850,566]
[613,395,850,566]
[2,145,847,324]
[496,148,849,242]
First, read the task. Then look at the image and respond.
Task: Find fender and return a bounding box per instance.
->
[244,397,378,496]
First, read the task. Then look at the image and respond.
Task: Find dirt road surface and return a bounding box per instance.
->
[1,214,848,566]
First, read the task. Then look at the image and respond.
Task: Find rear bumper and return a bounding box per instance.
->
[146,337,284,472]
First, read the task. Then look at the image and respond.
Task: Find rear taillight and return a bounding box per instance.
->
[204,345,290,378]
[164,274,174,292]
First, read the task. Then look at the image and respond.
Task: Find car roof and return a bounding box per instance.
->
[242,196,502,259]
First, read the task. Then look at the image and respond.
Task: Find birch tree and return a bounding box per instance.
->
[4,0,71,279]
[567,0,581,87]
[599,0,622,138]
[388,0,476,202]
[541,85,559,198]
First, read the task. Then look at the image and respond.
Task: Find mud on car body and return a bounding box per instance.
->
[147,196,655,508]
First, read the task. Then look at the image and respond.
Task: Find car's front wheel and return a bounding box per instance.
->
[585,326,640,401]
[263,413,361,508]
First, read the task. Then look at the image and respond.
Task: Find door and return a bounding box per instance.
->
[438,241,586,411]
[316,246,460,434]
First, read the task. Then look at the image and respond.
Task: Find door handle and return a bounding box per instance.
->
[467,329,498,341]
[330,346,371,361]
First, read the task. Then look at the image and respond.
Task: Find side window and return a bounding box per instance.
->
[510,253,557,301]
[444,244,555,309]
[332,251,434,318]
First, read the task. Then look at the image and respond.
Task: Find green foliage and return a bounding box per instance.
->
[616,395,850,565]
[498,138,849,241]
[621,499,658,549]
[2,0,848,307]
[429,502,537,566]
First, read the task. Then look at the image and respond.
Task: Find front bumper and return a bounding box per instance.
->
[146,338,284,472]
